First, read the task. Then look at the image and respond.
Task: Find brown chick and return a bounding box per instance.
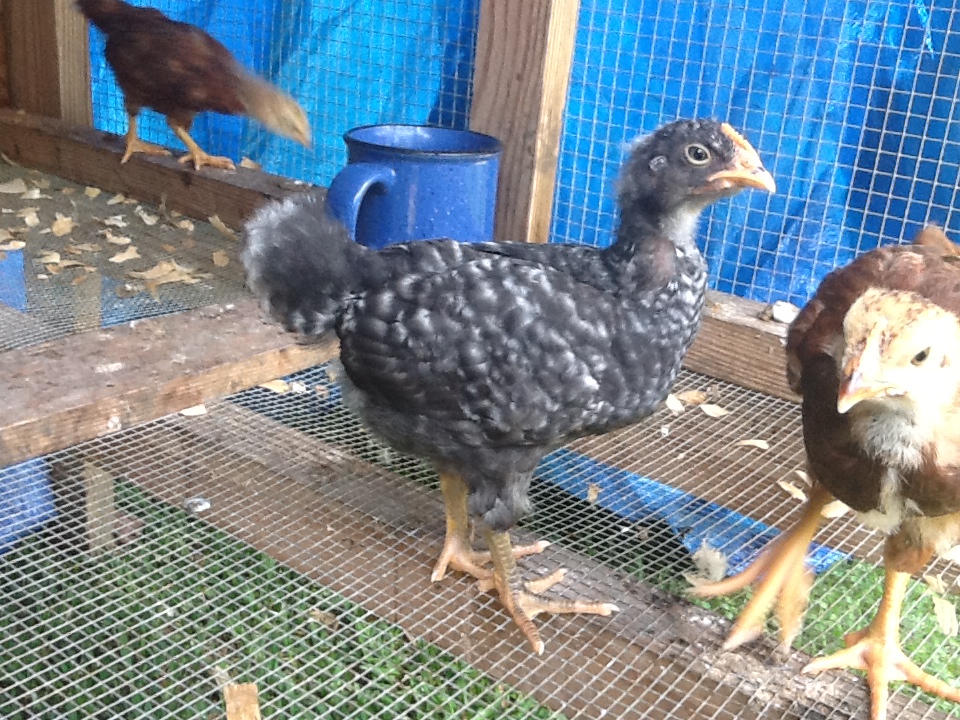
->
[696,243,960,720]
[76,0,311,170]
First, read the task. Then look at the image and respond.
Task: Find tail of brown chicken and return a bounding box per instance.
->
[911,224,960,255]
[233,71,312,148]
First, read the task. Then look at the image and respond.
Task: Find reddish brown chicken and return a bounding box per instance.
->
[76,0,311,170]
[695,229,960,719]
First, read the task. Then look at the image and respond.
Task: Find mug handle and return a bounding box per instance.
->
[325,163,397,242]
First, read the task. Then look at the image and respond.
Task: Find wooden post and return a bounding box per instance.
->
[3,0,92,124]
[470,0,580,244]
[0,7,9,108]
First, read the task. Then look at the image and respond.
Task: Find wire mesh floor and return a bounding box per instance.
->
[4,362,960,719]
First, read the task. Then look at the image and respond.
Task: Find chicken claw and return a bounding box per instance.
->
[431,473,548,583]
[483,528,619,655]
[120,113,172,164]
[170,124,236,171]
[691,483,831,650]
[802,569,960,720]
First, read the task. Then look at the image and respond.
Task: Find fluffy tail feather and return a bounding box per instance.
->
[242,193,368,336]
[234,72,312,148]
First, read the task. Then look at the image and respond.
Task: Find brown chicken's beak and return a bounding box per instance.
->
[837,320,889,414]
[705,123,777,194]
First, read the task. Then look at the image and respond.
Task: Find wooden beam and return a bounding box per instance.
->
[4,0,91,124]
[470,0,580,244]
[0,109,304,229]
[686,290,796,402]
[0,297,339,467]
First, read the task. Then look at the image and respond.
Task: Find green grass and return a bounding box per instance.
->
[0,481,565,720]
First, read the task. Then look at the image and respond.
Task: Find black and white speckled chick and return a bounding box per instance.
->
[242,119,775,654]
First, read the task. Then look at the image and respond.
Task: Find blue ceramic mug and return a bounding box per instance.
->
[326,124,502,249]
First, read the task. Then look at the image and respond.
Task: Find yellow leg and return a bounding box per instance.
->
[692,483,831,650]
[170,124,236,171]
[120,113,172,164]
[803,547,960,720]
[431,473,548,583]
[483,526,618,655]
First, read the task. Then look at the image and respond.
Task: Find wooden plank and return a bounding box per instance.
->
[224,684,261,720]
[470,0,580,244]
[99,403,937,720]
[4,0,91,124]
[686,290,797,402]
[0,297,338,466]
[0,109,304,229]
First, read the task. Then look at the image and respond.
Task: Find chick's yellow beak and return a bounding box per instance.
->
[837,320,889,414]
[705,123,777,194]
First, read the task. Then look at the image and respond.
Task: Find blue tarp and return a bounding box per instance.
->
[87,1,960,305]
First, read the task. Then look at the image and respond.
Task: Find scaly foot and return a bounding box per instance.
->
[178,149,236,171]
[431,532,549,583]
[121,137,172,164]
[484,528,618,654]
[691,484,830,650]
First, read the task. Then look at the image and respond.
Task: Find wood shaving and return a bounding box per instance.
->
[109,246,141,264]
[0,178,28,194]
[83,186,102,198]
[208,214,236,239]
[933,595,959,637]
[37,251,61,264]
[586,483,601,504]
[107,193,126,205]
[734,438,770,450]
[682,572,715,589]
[180,405,208,417]
[700,403,730,418]
[924,574,948,596]
[692,540,728,582]
[31,178,51,189]
[0,152,21,167]
[0,229,11,242]
[36,273,47,279]
[212,250,230,267]
[71,274,89,286]
[0,240,25,251]
[675,389,708,405]
[69,242,101,253]
[176,218,195,232]
[259,379,291,394]
[161,243,177,253]
[20,187,49,200]
[18,207,39,227]
[51,213,75,237]
[240,157,262,170]
[102,215,128,228]
[793,468,811,486]
[770,300,800,325]
[135,206,159,226]
[308,608,339,630]
[127,259,206,296]
[289,381,308,394]
[665,394,684,414]
[61,187,76,196]
[777,480,807,502]
[102,229,132,245]
[821,500,849,518]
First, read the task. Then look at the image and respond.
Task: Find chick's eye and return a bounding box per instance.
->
[684,143,711,166]
[911,348,930,365]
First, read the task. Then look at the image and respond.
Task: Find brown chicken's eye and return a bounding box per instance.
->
[911,348,930,365]
[684,143,711,166]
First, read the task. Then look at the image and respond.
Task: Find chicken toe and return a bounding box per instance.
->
[432,473,548,583]
[483,527,618,655]
[692,483,830,650]
[802,568,960,720]
[170,124,236,171]
[120,114,171,164]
